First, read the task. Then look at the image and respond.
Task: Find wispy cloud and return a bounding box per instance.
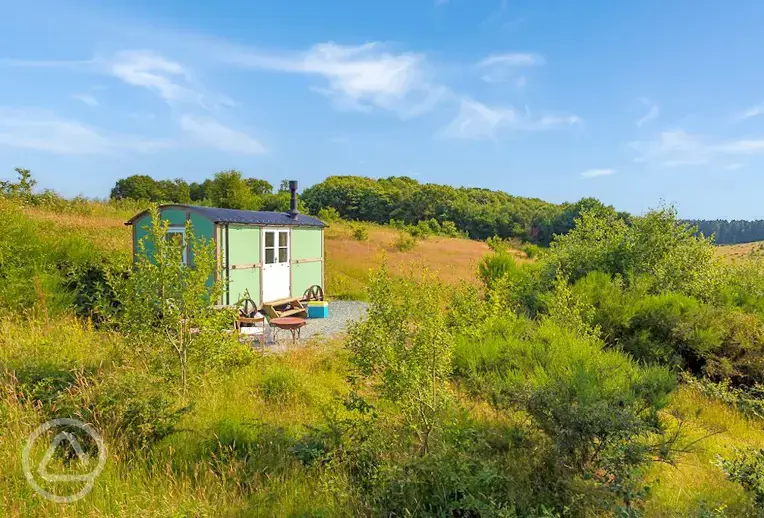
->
[631,129,764,168]
[477,52,544,83]
[725,163,746,171]
[581,168,615,178]
[636,100,659,127]
[439,99,580,140]
[108,50,235,109]
[179,115,266,154]
[224,42,448,118]
[0,107,169,155]
[72,93,99,107]
[734,102,764,122]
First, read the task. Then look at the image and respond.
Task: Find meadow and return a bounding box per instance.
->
[2,186,764,517]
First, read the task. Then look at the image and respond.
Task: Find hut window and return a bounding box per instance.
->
[165,228,188,265]
[278,231,288,263]
[264,230,289,264]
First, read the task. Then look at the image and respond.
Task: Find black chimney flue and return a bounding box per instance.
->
[288,180,299,219]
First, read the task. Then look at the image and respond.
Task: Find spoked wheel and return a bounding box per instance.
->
[236,290,259,318]
[303,285,324,302]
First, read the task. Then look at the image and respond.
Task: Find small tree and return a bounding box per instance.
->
[347,266,452,455]
[1,168,37,199]
[114,207,229,394]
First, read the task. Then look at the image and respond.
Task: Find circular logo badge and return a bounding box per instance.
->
[22,418,107,503]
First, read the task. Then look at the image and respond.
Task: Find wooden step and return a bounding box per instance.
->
[262,297,307,319]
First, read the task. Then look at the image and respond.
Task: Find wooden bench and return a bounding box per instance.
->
[261,297,308,319]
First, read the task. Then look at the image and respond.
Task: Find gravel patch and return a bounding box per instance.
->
[254,301,368,352]
[298,301,369,340]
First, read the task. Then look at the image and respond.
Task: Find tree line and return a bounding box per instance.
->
[110,171,304,213]
[687,219,764,245]
[109,172,762,246]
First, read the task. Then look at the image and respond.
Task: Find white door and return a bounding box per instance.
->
[262,228,290,302]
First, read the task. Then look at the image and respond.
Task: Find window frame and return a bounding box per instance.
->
[166,227,189,265]
[264,229,290,265]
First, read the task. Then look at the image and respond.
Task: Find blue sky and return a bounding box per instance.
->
[1,0,763,219]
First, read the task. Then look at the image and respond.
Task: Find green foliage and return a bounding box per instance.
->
[393,232,416,252]
[89,371,190,451]
[113,207,240,392]
[347,266,452,454]
[521,243,544,259]
[0,168,36,200]
[317,206,341,222]
[691,219,764,245]
[719,448,764,508]
[683,374,764,420]
[258,365,302,403]
[302,175,623,245]
[454,317,676,511]
[546,206,720,299]
[351,224,368,242]
[207,169,256,209]
[111,174,190,203]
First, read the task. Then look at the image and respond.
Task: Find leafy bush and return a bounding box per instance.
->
[351,224,369,242]
[545,206,721,299]
[521,243,544,259]
[347,266,452,454]
[317,206,341,222]
[683,374,764,419]
[719,448,764,508]
[393,232,416,252]
[113,207,233,392]
[89,371,190,451]
[454,317,676,510]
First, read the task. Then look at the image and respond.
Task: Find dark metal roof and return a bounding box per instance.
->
[126,205,326,227]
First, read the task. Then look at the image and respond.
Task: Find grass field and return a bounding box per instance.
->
[716,241,764,262]
[4,199,764,516]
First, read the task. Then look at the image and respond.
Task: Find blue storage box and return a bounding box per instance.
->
[307,301,328,318]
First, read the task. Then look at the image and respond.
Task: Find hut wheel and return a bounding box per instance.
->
[303,285,324,302]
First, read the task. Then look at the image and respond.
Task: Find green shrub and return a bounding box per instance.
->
[393,232,416,252]
[521,243,544,259]
[351,224,369,242]
[317,206,341,222]
[454,317,676,510]
[486,236,508,253]
[348,266,451,454]
[719,448,764,508]
[89,371,190,451]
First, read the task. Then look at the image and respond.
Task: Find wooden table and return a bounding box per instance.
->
[269,317,307,344]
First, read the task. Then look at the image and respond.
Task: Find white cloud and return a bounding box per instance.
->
[581,168,615,178]
[109,50,200,104]
[72,93,99,107]
[179,115,266,154]
[715,139,764,154]
[636,102,659,127]
[439,99,580,140]
[0,107,168,155]
[631,130,764,168]
[477,52,544,83]
[725,163,746,171]
[478,53,545,68]
[225,42,448,118]
[107,50,235,109]
[734,102,764,122]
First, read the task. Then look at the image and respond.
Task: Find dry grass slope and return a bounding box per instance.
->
[716,241,764,262]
